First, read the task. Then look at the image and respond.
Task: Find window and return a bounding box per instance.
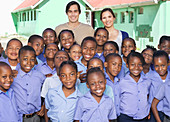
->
[22,12,26,21]
[114,13,117,24]
[129,11,134,23]
[138,7,144,14]
[27,11,29,21]
[31,11,33,21]
[34,10,36,20]
[121,12,125,23]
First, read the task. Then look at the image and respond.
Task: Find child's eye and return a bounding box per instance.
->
[23,58,28,61]
[99,81,103,84]
[31,59,35,62]
[61,75,65,78]
[36,44,40,47]
[70,73,75,76]
[91,83,95,86]
[112,63,116,66]
[2,76,7,79]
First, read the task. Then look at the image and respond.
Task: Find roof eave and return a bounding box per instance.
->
[81,0,95,11]
[93,0,159,11]
[12,0,44,13]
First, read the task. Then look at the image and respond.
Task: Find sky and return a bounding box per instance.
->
[0,0,23,36]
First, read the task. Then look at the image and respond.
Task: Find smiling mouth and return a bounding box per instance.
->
[96,90,102,94]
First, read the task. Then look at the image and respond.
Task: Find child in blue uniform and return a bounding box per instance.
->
[0,62,20,121]
[150,50,170,122]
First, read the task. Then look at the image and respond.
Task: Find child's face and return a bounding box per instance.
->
[88,59,104,72]
[59,64,77,89]
[104,43,117,57]
[60,31,74,50]
[105,56,122,77]
[158,40,170,55]
[19,50,36,73]
[128,56,143,80]
[95,29,108,46]
[5,40,22,60]
[54,52,69,68]
[87,72,106,98]
[69,45,82,61]
[45,44,58,59]
[82,40,96,61]
[0,66,13,92]
[154,56,168,79]
[122,40,136,57]
[29,39,44,56]
[142,49,153,64]
[43,30,56,46]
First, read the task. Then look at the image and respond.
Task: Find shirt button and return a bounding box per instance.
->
[138,91,140,93]
[138,109,140,111]
[138,100,140,102]
[26,83,28,85]
[27,94,29,96]
[115,94,117,96]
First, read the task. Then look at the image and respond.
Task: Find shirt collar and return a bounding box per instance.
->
[74,56,83,64]
[19,68,33,77]
[125,73,146,83]
[105,72,119,84]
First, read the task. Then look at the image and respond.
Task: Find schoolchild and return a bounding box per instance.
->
[69,43,82,61]
[121,37,136,74]
[41,50,70,98]
[0,62,20,121]
[103,41,119,61]
[45,61,82,122]
[94,27,109,62]
[149,50,170,122]
[58,29,76,52]
[38,28,57,62]
[11,46,46,122]
[74,67,116,122]
[75,36,97,82]
[77,57,114,102]
[1,38,23,70]
[104,53,122,117]
[141,45,156,77]
[118,51,151,122]
[36,43,58,77]
[158,36,170,70]
[28,34,44,65]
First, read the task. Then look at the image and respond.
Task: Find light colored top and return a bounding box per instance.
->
[74,92,116,121]
[55,22,94,45]
[45,85,82,122]
[119,74,151,119]
[114,31,122,54]
[74,56,87,74]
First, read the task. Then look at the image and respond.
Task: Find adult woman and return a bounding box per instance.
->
[100,8,129,51]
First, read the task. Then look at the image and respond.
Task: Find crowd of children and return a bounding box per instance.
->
[0,1,170,122]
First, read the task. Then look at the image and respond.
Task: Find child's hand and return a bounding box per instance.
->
[12,70,18,78]
[36,104,45,117]
[80,73,87,83]
[45,73,53,77]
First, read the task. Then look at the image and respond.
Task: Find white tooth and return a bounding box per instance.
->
[96,90,102,93]
[66,43,70,46]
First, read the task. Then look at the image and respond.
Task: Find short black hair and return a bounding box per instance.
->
[127,51,145,66]
[100,8,115,20]
[81,36,97,49]
[69,43,81,53]
[86,67,105,84]
[54,50,70,62]
[42,28,57,38]
[59,60,77,75]
[94,27,109,39]
[159,35,170,45]
[58,29,75,42]
[105,53,121,62]
[153,50,169,63]
[28,34,44,44]
[18,46,36,58]
[122,37,136,47]
[103,41,119,52]
[87,57,104,69]
[142,45,157,54]
[6,38,23,49]
[66,1,81,14]
[0,62,11,70]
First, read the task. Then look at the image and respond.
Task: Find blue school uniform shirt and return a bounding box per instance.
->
[119,74,151,119]
[35,61,56,76]
[121,55,129,75]
[11,68,45,115]
[94,52,105,63]
[149,71,170,112]
[141,67,155,78]
[45,84,82,122]
[0,58,20,70]
[74,91,116,121]
[0,88,20,122]
[105,73,120,116]
[154,75,170,117]
[37,48,46,62]
[74,56,87,74]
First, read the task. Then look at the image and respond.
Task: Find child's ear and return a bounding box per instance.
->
[104,62,108,68]
[17,57,20,63]
[5,49,7,55]
[126,63,129,68]
[28,42,31,46]
[158,44,160,49]
[77,71,81,79]
[86,82,89,89]
[116,50,118,54]
[43,53,46,58]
